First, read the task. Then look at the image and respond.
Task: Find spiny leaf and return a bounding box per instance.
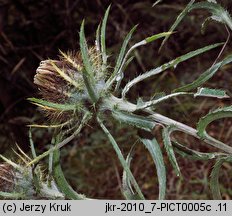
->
[162,127,181,176]
[80,20,98,102]
[122,145,141,200]
[140,138,166,200]
[122,43,223,98]
[194,87,229,99]
[191,2,232,31]
[173,54,232,92]
[101,5,111,66]
[210,157,227,200]
[160,1,232,49]
[159,0,195,51]
[145,32,173,43]
[196,106,232,153]
[28,98,76,111]
[112,110,156,132]
[113,25,138,80]
[80,20,94,78]
[97,117,145,200]
[95,23,101,52]
[107,31,171,89]
[136,92,191,110]
[122,148,134,200]
[173,141,225,160]
[197,106,232,138]
[53,149,87,200]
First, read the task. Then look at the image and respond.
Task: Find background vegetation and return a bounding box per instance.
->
[0,0,232,199]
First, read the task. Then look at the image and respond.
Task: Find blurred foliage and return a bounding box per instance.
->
[0,0,232,199]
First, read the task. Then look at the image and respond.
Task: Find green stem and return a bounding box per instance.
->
[102,95,232,154]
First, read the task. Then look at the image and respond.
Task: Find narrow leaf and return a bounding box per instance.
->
[145,32,173,43]
[28,98,76,111]
[159,0,195,51]
[194,87,229,99]
[122,43,223,98]
[112,25,138,81]
[197,106,232,138]
[162,127,181,176]
[173,54,232,92]
[160,1,232,50]
[101,5,111,66]
[112,110,156,132]
[122,149,134,200]
[210,157,227,200]
[196,106,232,154]
[53,149,87,200]
[107,31,171,89]
[140,138,166,200]
[79,21,98,102]
[95,23,101,52]
[122,145,141,200]
[136,92,192,110]
[97,117,145,199]
[173,141,225,160]
[80,21,93,77]
[191,2,232,31]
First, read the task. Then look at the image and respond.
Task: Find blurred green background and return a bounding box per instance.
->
[0,0,232,199]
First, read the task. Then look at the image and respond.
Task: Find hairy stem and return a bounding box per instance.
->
[103,95,232,154]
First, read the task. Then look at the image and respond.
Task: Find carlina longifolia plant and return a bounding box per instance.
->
[0,0,232,200]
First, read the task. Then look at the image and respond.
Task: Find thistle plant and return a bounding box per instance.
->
[1,0,232,200]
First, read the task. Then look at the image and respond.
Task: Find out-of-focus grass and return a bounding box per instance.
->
[0,0,232,199]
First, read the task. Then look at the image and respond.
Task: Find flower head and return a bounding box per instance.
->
[32,46,106,126]
[0,155,64,199]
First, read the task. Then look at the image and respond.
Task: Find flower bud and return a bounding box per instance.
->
[0,162,64,199]
[33,47,105,125]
